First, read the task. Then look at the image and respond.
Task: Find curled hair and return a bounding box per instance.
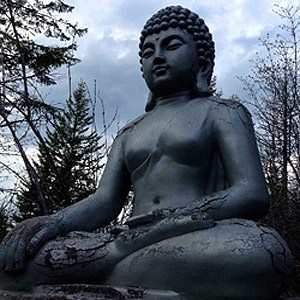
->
[139,6,215,84]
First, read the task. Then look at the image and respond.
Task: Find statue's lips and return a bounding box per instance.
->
[153,65,168,75]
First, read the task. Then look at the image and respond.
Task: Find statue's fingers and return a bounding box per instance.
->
[13,229,29,271]
[169,213,214,231]
[0,244,5,269]
[4,230,18,271]
[189,212,215,229]
[26,227,52,256]
[1,228,15,246]
[5,226,26,272]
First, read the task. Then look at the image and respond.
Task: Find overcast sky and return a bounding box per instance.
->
[43,0,295,131]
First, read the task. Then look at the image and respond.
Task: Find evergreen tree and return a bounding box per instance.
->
[0,0,86,88]
[15,82,104,221]
[209,75,223,97]
[0,0,87,221]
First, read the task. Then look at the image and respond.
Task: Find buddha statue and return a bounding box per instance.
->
[0,6,294,299]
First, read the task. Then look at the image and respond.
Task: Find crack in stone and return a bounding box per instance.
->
[256,223,294,282]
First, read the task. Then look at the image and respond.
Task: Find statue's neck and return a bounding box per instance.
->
[156,91,196,107]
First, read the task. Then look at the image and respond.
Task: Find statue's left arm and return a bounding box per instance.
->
[186,102,269,221]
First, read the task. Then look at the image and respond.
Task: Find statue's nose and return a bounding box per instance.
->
[153,50,166,65]
[153,56,166,65]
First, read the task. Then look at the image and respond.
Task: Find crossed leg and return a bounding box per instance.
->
[0,218,293,299]
[106,219,293,299]
[0,212,214,291]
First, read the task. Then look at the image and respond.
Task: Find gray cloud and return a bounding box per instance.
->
[44,0,291,129]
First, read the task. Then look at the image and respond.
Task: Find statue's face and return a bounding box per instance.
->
[141,27,198,97]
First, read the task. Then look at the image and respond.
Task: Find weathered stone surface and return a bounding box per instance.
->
[0,5,295,299]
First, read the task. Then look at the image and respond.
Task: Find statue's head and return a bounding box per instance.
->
[139,6,215,111]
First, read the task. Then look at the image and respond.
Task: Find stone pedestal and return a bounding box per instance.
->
[1,284,300,299]
[0,284,184,299]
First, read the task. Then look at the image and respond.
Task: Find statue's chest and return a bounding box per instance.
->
[124,104,214,173]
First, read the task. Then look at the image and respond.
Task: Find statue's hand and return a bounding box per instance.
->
[116,211,215,256]
[150,206,207,221]
[0,215,63,273]
[126,206,214,229]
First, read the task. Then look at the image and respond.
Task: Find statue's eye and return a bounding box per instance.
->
[166,40,183,50]
[142,48,154,58]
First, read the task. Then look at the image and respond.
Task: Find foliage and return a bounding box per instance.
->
[241,4,300,295]
[0,0,86,225]
[209,75,223,97]
[14,82,104,220]
[0,0,86,86]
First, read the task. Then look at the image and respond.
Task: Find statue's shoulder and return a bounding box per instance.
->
[197,97,254,135]
[204,96,249,110]
[199,96,252,118]
[117,113,148,136]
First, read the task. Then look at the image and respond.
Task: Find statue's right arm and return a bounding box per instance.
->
[57,133,131,233]
[0,133,131,272]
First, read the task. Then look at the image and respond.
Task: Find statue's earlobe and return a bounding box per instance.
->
[196,73,211,97]
[194,57,213,97]
[145,92,157,112]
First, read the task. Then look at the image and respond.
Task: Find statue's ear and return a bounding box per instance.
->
[145,92,157,112]
[195,55,213,97]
